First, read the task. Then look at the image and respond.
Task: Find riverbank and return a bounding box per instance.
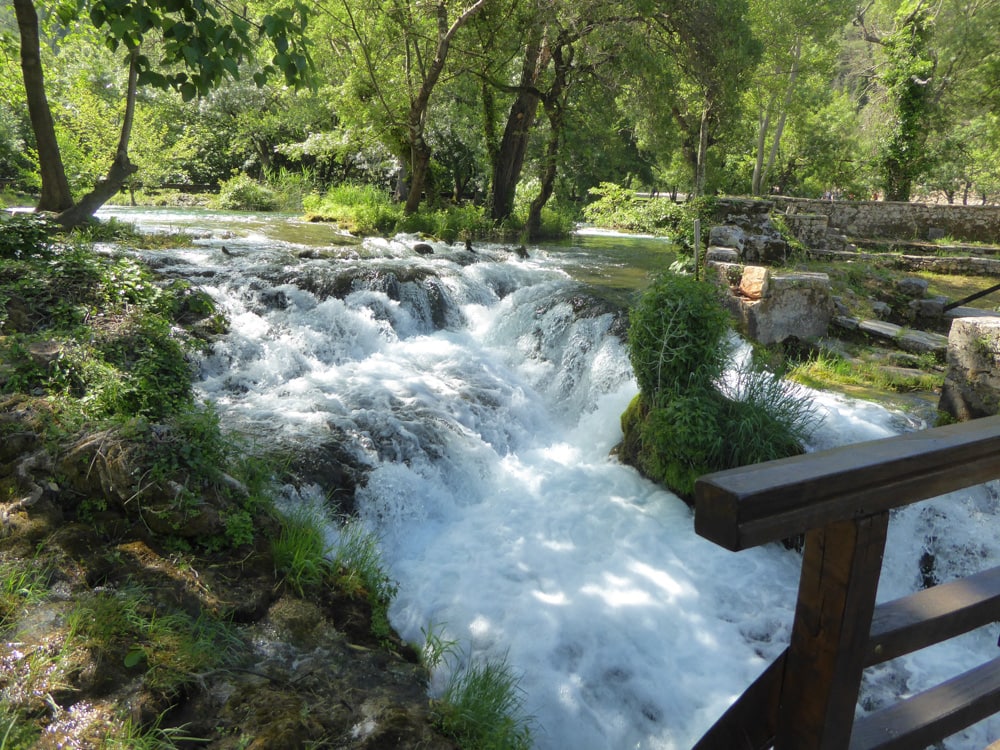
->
[0,215,471,748]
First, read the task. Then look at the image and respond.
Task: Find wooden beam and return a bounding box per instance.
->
[866,565,1000,666]
[849,657,1000,750]
[695,415,1000,551]
[692,652,786,750]
[775,514,889,749]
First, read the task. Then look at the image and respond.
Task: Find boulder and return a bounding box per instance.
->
[739,266,770,300]
[705,247,739,263]
[939,317,1000,421]
[708,225,745,251]
[896,277,930,298]
[725,267,832,344]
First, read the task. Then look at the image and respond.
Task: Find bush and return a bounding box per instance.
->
[0,213,57,259]
[215,175,279,211]
[627,272,732,399]
[582,183,715,252]
[621,270,818,499]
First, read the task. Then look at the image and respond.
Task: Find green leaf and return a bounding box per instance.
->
[124,646,146,668]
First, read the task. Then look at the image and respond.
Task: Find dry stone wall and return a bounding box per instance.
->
[771,196,1000,244]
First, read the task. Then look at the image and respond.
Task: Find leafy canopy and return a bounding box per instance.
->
[54,0,312,100]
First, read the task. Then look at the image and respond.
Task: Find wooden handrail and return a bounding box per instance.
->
[695,415,1000,551]
[692,415,1000,749]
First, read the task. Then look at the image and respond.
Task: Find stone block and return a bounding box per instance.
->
[705,247,739,263]
[708,225,745,251]
[739,265,770,299]
[730,271,832,344]
[939,317,1000,420]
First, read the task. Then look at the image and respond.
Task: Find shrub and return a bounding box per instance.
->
[303,183,401,235]
[621,270,818,499]
[627,272,732,399]
[0,213,57,259]
[215,175,279,211]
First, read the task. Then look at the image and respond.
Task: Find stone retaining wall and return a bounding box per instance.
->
[771,196,1000,244]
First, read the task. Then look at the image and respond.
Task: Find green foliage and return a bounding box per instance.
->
[143,405,228,489]
[0,701,41,750]
[272,506,333,596]
[396,204,494,244]
[581,184,714,253]
[787,349,942,394]
[216,175,280,212]
[66,585,241,693]
[331,522,398,643]
[303,183,402,235]
[627,272,732,398]
[0,215,58,260]
[434,654,533,750]
[583,183,668,234]
[876,3,936,201]
[0,559,51,632]
[623,270,818,498]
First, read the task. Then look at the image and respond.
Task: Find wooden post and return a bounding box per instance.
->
[776,512,890,749]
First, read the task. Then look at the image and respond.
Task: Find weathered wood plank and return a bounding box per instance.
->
[849,657,1000,750]
[866,565,1000,666]
[775,514,889,749]
[692,651,786,750]
[694,415,1000,551]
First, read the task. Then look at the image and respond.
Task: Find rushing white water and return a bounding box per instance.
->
[109,208,1000,749]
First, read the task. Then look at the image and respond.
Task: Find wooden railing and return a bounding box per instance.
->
[692,414,1000,750]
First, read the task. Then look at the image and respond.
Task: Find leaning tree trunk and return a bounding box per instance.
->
[525,90,565,242]
[14,0,73,213]
[403,0,487,215]
[56,47,140,227]
[489,33,546,222]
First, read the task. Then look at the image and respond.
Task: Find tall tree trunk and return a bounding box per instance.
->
[404,0,486,215]
[489,31,546,222]
[693,102,710,198]
[751,107,772,197]
[56,47,140,227]
[525,44,569,242]
[14,0,73,213]
[759,44,800,196]
[525,109,561,242]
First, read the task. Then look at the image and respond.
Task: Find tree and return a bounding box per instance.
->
[651,0,761,197]
[326,0,486,214]
[866,0,936,201]
[15,0,311,226]
[745,0,853,196]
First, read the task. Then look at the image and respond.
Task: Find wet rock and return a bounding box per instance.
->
[413,242,434,255]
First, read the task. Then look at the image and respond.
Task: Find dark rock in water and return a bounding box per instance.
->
[511,245,529,259]
[464,238,475,253]
[413,242,434,255]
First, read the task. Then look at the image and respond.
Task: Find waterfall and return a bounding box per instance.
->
[112,208,999,749]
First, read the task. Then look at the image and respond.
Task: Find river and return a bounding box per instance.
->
[101,207,1000,749]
